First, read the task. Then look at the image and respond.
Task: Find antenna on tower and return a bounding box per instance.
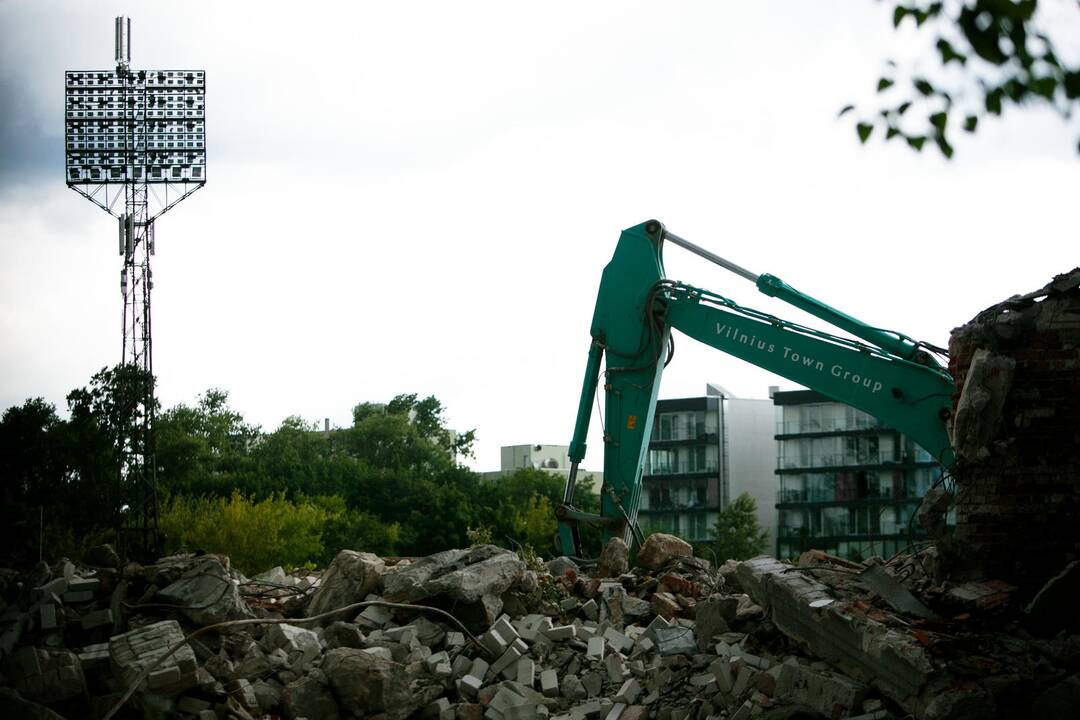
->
[66,17,207,560]
[114,16,131,74]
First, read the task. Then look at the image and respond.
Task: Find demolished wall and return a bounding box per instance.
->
[948,268,1080,589]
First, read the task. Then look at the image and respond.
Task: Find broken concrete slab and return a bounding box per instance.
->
[306,550,385,621]
[635,533,692,571]
[322,646,416,720]
[157,556,254,626]
[110,619,197,698]
[736,556,935,718]
[282,670,340,720]
[2,646,86,705]
[381,545,525,631]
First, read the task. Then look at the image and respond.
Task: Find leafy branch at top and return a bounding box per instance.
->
[845,0,1080,157]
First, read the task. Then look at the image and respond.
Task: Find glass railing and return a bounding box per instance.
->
[644,461,719,476]
[641,499,710,512]
[651,429,715,442]
[776,487,923,503]
[775,418,877,435]
[777,451,896,469]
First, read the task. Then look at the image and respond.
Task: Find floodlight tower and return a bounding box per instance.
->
[65,17,206,559]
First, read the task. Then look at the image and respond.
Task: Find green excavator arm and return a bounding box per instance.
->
[556,220,955,558]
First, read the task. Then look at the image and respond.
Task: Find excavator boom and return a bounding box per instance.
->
[556,220,955,558]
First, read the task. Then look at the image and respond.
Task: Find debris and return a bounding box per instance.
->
[305,549,385,621]
[381,544,526,630]
[858,564,938,620]
[157,555,254,626]
[635,533,692,571]
[597,537,630,578]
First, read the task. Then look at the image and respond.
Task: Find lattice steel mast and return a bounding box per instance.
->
[65,17,206,559]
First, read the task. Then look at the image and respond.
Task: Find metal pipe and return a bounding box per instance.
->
[663,231,760,283]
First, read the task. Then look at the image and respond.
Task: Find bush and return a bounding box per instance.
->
[309,495,400,562]
[160,491,327,574]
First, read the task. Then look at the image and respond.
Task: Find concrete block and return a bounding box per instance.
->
[452,654,473,678]
[489,686,528,714]
[604,703,626,720]
[491,646,524,679]
[39,604,57,631]
[540,668,559,697]
[604,653,626,683]
[447,631,466,647]
[470,656,491,680]
[34,578,67,598]
[654,627,696,656]
[689,673,715,690]
[730,700,753,720]
[581,599,599,621]
[517,656,536,687]
[356,604,394,629]
[482,628,510,656]
[731,664,754,698]
[492,616,520,642]
[68,578,101,594]
[602,627,633,655]
[81,609,113,630]
[711,658,733,693]
[586,636,605,660]
[425,650,450,673]
[62,590,94,603]
[615,678,641,704]
[458,674,483,699]
[505,703,543,720]
[545,624,577,641]
[361,646,395,661]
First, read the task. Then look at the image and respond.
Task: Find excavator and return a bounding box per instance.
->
[555,220,955,557]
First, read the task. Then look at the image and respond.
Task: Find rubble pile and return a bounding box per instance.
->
[947,268,1080,588]
[1,533,1078,719]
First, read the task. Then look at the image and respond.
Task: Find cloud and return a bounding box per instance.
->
[0,74,63,192]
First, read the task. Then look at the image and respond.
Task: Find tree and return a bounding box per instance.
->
[846,0,1080,156]
[156,389,259,495]
[708,493,769,563]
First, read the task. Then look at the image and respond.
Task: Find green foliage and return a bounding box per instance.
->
[850,0,1080,156]
[1,372,588,570]
[708,492,770,563]
[514,494,557,552]
[305,495,400,561]
[160,491,328,574]
[466,526,494,546]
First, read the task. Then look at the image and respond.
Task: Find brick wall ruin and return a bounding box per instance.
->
[948,268,1080,589]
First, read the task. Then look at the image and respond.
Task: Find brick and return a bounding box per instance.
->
[458,674,483,699]
[602,627,633,655]
[615,678,641,704]
[517,656,536,687]
[545,625,577,642]
[39,604,57,631]
[603,653,625,683]
[540,668,559,697]
[491,647,524,679]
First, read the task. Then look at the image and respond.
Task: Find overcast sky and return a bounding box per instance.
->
[1,1,1077,473]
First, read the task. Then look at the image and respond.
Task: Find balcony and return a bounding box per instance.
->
[776,487,923,504]
[777,452,896,470]
[643,460,719,476]
[776,418,877,435]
